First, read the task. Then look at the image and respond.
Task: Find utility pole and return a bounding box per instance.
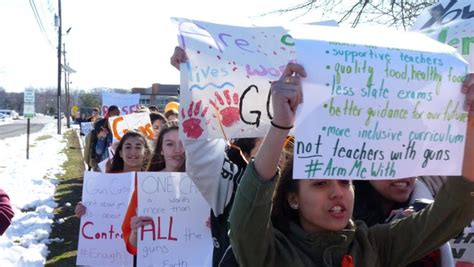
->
[63,43,71,128]
[56,0,62,135]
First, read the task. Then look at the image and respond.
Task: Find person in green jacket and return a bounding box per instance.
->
[229,65,474,267]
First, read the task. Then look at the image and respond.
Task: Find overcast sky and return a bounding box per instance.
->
[0,0,331,92]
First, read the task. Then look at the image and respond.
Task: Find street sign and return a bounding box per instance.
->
[24,88,35,118]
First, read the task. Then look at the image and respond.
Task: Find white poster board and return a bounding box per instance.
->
[291,25,468,179]
[412,0,474,70]
[450,222,474,266]
[173,17,296,139]
[76,171,135,266]
[108,112,154,142]
[102,92,140,116]
[80,122,94,136]
[136,172,213,267]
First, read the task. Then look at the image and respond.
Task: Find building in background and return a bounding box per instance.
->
[131,83,179,112]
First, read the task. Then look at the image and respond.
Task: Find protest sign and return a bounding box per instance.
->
[173,17,296,139]
[136,172,212,267]
[450,221,474,266]
[291,25,468,179]
[108,112,154,142]
[412,0,474,69]
[77,171,134,266]
[102,92,140,116]
[80,122,94,136]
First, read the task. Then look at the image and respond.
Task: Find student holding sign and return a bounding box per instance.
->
[171,46,265,266]
[75,131,153,217]
[228,64,474,267]
[122,121,186,255]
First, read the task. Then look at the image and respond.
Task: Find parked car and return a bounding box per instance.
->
[0,110,19,120]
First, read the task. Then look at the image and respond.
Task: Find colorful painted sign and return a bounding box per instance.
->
[173,17,296,139]
[108,112,154,142]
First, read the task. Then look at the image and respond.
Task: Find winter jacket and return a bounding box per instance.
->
[229,161,474,267]
[184,138,244,266]
[0,188,14,235]
[409,179,454,267]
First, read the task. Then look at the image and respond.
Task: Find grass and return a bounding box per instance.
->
[45,130,84,267]
[35,135,52,142]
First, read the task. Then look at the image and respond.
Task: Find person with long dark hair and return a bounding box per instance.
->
[122,120,186,255]
[107,131,152,173]
[228,64,474,267]
[353,176,455,266]
[75,131,152,217]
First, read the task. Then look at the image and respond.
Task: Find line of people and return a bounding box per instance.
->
[72,46,474,267]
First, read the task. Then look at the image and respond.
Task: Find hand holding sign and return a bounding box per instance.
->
[462,74,474,115]
[462,73,474,182]
[129,215,153,248]
[171,46,188,70]
[270,63,307,129]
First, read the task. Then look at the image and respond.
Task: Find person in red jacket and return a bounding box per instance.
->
[0,188,14,235]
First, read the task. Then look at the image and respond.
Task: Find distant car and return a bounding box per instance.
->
[0,113,6,121]
[0,110,19,119]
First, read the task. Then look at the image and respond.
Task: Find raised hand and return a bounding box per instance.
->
[75,202,86,217]
[254,63,306,181]
[462,73,474,182]
[270,63,307,129]
[170,46,188,70]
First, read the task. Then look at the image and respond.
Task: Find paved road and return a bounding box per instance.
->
[0,116,57,140]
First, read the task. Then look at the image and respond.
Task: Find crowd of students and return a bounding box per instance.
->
[70,47,474,267]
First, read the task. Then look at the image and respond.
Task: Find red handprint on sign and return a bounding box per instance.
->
[209,89,240,127]
[181,100,209,139]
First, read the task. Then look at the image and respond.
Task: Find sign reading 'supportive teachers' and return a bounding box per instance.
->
[137,172,212,267]
[76,172,134,266]
[173,17,296,139]
[292,25,468,179]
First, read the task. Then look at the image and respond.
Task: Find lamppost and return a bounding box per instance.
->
[62,26,74,128]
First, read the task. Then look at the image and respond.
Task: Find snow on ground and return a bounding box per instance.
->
[0,122,69,266]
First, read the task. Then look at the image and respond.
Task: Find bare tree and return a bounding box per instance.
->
[263,0,438,29]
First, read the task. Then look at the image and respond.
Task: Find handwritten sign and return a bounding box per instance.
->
[80,122,94,136]
[173,17,296,139]
[413,0,474,70]
[450,221,474,266]
[108,112,154,142]
[291,25,468,179]
[136,172,212,267]
[77,171,135,267]
[102,92,140,116]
